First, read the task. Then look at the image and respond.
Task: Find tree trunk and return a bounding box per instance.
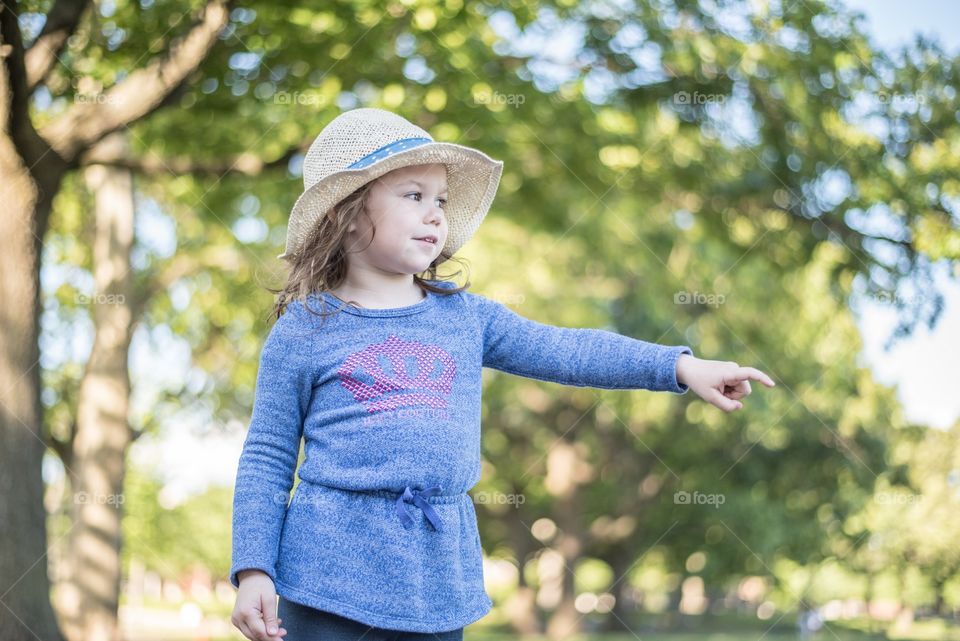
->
[544,438,589,640]
[504,498,541,635]
[57,132,136,641]
[865,569,877,634]
[0,108,66,641]
[545,487,583,640]
[602,546,638,633]
[3,2,228,637]
[933,576,947,617]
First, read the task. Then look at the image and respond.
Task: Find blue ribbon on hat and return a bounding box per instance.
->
[395,485,445,532]
[348,137,434,169]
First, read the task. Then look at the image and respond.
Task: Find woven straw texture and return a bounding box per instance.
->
[280,108,504,265]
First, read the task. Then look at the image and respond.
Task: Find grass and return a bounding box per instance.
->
[122,600,959,641]
[204,632,882,641]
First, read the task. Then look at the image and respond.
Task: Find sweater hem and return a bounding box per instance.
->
[274,578,493,633]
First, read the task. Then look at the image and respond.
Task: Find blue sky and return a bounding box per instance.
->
[843,0,960,55]
[839,0,960,431]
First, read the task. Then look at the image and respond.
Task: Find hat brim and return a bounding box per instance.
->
[278,142,503,265]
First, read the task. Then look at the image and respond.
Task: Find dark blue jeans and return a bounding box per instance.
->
[277,596,465,641]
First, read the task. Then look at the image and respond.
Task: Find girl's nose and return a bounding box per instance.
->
[426,203,445,223]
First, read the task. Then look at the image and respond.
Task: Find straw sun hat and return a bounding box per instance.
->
[278,108,504,265]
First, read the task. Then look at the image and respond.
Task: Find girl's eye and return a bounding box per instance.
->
[406,192,447,209]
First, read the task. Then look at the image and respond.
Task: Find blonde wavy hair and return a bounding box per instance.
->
[265,176,471,323]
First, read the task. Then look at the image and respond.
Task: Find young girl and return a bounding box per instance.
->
[229,108,775,641]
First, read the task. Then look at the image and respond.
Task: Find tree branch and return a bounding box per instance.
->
[47,419,76,471]
[1,0,30,133]
[39,0,232,163]
[819,214,916,253]
[128,425,145,443]
[78,138,311,177]
[130,245,246,322]
[2,0,63,173]
[25,0,92,94]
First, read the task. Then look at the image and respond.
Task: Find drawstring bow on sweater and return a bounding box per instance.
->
[395,485,444,532]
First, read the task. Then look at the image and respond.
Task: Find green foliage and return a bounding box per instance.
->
[121,465,233,578]
[33,0,960,623]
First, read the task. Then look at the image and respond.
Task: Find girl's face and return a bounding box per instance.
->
[343,163,449,275]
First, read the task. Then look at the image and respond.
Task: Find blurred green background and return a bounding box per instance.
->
[2,0,959,640]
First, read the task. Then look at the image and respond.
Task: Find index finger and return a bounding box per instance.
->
[733,367,776,387]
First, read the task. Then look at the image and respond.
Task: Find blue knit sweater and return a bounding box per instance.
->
[229,279,693,633]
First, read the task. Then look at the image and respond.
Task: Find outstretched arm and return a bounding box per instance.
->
[466,291,693,393]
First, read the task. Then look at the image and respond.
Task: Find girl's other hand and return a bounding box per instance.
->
[231,569,288,641]
[676,354,775,412]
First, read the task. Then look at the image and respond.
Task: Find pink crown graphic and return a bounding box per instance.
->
[337,334,456,413]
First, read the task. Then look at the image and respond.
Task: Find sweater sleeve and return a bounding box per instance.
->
[229,311,315,589]
[465,291,693,393]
